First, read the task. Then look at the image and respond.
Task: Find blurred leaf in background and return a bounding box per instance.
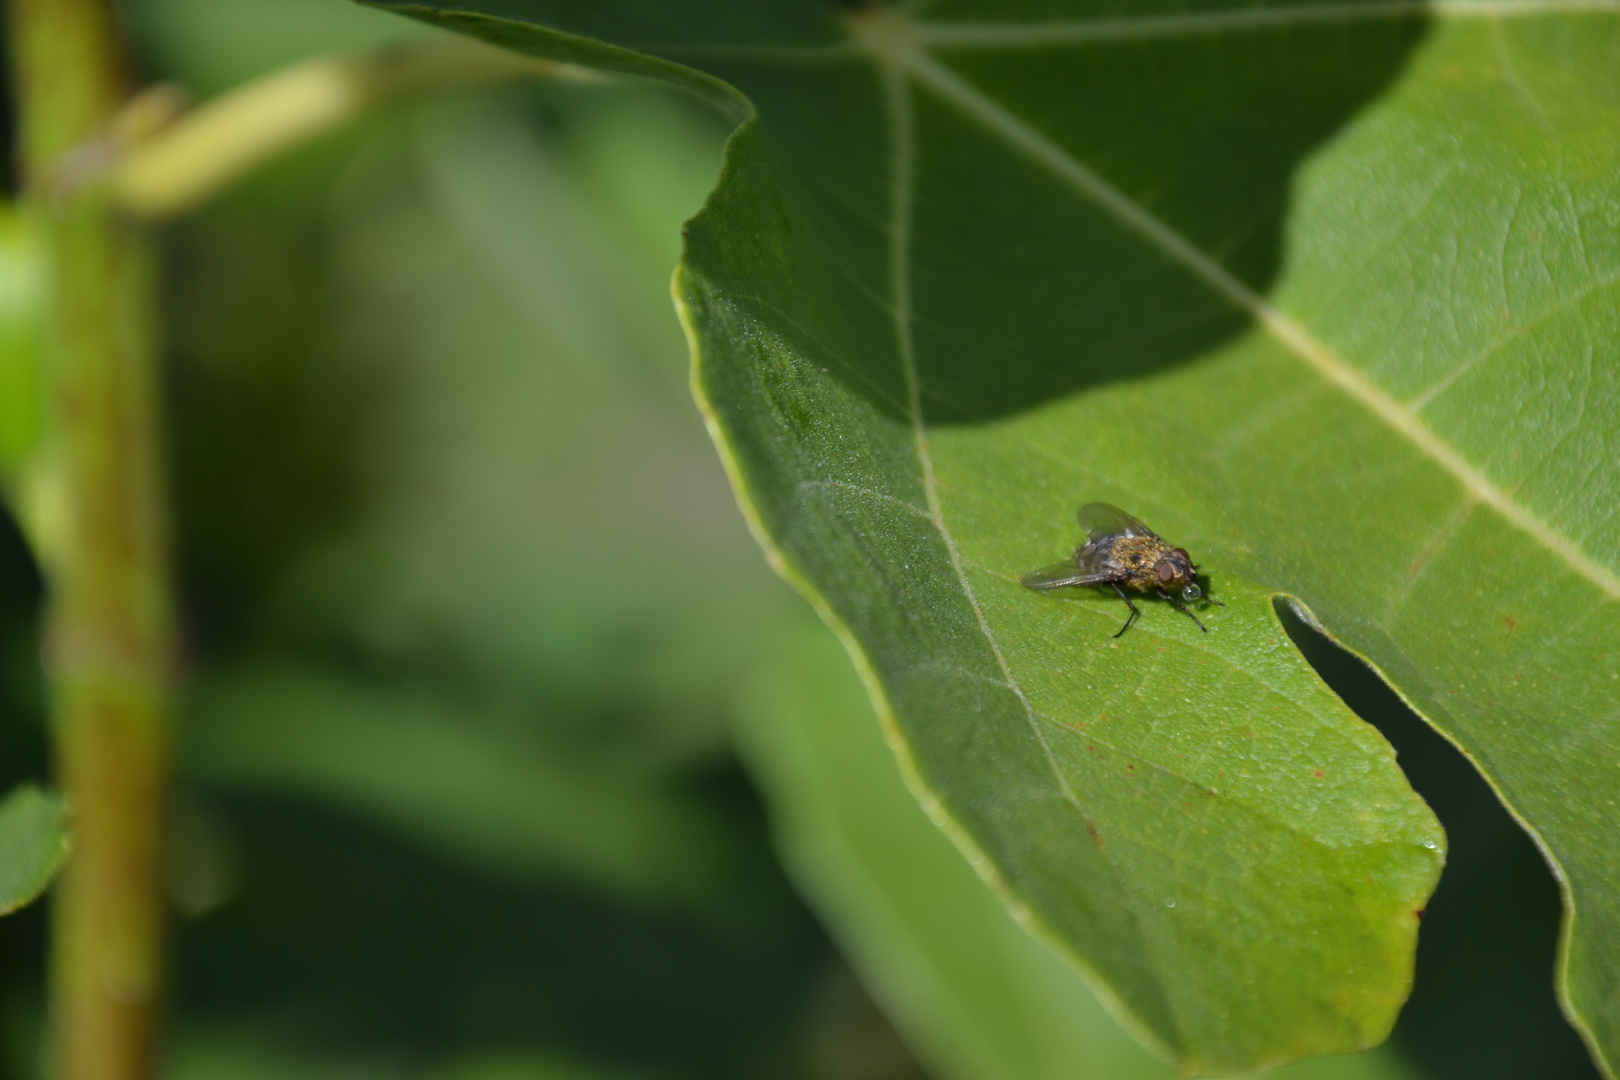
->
[150,54,838,1080]
[151,1,783,907]
[0,785,65,917]
[132,0,435,95]
[0,0,906,1075]
[171,88,796,912]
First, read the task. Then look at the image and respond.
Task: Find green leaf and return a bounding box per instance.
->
[166,1026,646,1080]
[130,0,435,96]
[738,617,1429,1080]
[185,663,750,909]
[364,1,1615,1073]
[170,89,790,912]
[0,782,68,915]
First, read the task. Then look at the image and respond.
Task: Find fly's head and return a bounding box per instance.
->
[1153,546,1201,602]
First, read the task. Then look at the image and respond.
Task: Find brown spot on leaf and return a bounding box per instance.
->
[1084,819,1106,851]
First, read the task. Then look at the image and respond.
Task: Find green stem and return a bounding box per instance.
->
[112,35,601,220]
[6,2,174,1078]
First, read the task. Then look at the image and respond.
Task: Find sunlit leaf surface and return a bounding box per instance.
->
[367,0,1617,1072]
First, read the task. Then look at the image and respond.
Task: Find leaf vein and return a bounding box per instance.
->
[724,291,915,416]
[1407,262,1620,411]
[1028,708,1416,851]
[796,479,933,521]
[911,0,1620,50]
[901,46,1620,601]
[1383,496,1479,626]
[881,58,1120,885]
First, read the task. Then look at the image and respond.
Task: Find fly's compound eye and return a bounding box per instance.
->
[1156,560,1177,584]
[1172,548,1191,563]
[1183,583,1202,601]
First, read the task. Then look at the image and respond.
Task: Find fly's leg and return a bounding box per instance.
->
[1158,587,1209,632]
[1111,582,1140,638]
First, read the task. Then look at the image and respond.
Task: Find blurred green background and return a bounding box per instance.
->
[0,1,1598,1077]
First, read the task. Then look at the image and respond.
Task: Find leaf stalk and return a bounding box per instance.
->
[110,34,602,220]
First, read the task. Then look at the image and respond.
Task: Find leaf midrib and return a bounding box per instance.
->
[838,11,1620,602]
[877,48,1104,852]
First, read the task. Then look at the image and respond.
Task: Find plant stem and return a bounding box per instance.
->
[112,35,600,220]
[6,2,174,1078]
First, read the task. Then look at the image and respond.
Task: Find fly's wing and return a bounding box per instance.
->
[1021,557,1118,591]
[1080,502,1157,540]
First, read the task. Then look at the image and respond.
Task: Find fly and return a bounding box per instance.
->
[1022,503,1223,638]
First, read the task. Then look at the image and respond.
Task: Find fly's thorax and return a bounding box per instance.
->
[1110,535,1169,587]
[1110,535,1197,592]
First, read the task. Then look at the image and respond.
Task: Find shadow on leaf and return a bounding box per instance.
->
[682,6,1429,423]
